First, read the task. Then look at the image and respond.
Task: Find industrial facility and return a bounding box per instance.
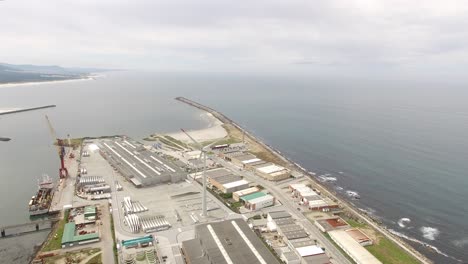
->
[99,138,185,187]
[181,219,280,264]
[266,211,332,264]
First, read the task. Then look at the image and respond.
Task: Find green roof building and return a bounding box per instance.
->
[240,191,266,202]
[61,222,100,247]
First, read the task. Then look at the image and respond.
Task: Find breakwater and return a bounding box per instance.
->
[0,105,56,116]
[175,96,432,264]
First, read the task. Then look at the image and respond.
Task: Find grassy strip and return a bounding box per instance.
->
[343,217,420,264]
[42,209,70,252]
[164,135,189,148]
[110,214,118,264]
[367,237,420,264]
[86,253,102,264]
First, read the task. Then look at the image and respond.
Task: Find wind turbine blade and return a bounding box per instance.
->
[180,128,202,150]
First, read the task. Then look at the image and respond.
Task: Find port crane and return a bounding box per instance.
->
[45,115,69,179]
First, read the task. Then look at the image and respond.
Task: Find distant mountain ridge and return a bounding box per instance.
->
[0,62,109,84]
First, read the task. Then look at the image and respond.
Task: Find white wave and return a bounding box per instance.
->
[397,217,411,228]
[319,175,337,182]
[420,226,440,240]
[389,229,461,262]
[336,186,344,191]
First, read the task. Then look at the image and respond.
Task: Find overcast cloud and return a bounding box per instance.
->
[1,0,468,78]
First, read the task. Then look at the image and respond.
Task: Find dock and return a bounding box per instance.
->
[0,105,56,116]
[0,219,56,238]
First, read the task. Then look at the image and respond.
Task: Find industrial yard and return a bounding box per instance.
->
[28,98,427,264]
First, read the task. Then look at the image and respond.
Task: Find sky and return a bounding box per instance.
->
[1,0,468,79]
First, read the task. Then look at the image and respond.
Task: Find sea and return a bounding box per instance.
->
[0,71,467,263]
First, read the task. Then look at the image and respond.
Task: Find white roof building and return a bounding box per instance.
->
[257,164,286,174]
[328,230,382,264]
[222,179,249,189]
[295,245,324,257]
[242,158,262,164]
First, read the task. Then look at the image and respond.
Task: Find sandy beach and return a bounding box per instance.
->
[166,112,228,143]
[0,75,97,89]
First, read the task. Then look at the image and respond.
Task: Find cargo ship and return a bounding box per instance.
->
[29,175,55,216]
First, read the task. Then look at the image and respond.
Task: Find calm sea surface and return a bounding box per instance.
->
[0,71,467,263]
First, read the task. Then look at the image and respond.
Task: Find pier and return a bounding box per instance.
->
[0,104,56,116]
[0,219,56,238]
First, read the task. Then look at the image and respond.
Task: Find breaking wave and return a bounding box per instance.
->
[397,217,411,228]
[389,229,462,262]
[421,226,440,240]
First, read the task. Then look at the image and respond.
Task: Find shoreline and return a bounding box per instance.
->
[174,96,433,264]
[165,112,228,143]
[0,75,97,89]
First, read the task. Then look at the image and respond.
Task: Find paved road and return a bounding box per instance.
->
[215,157,351,264]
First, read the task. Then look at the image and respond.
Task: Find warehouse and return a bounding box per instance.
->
[308,198,339,212]
[280,251,300,264]
[328,230,382,264]
[205,168,233,179]
[61,222,100,248]
[240,191,266,203]
[221,152,258,167]
[315,217,350,232]
[346,229,373,246]
[253,163,290,181]
[245,194,275,210]
[233,187,260,202]
[209,174,243,192]
[221,179,249,193]
[181,219,280,264]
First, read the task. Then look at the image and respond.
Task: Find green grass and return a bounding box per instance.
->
[86,253,102,264]
[42,209,70,252]
[343,218,420,264]
[164,135,189,148]
[346,218,367,228]
[201,137,240,147]
[367,237,420,264]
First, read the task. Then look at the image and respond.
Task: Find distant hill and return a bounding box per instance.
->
[0,63,109,84]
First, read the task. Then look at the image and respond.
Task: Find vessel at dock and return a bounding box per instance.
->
[28,175,55,216]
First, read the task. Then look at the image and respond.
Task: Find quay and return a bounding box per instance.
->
[0,219,56,238]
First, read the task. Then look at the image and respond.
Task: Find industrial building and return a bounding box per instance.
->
[61,222,100,248]
[345,229,373,246]
[100,138,185,187]
[243,160,290,181]
[328,230,381,264]
[181,219,280,264]
[244,194,275,210]
[204,168,250,193]
[289,184,339,212]
[232,187,260,202]
[315,217,350,232]
[266,211,331,264]
[221,179,249,193]
[221,151,258,167]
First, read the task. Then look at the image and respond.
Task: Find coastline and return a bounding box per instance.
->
[165,112,228,143]
[0,75,97,89]
[174,96,433,264]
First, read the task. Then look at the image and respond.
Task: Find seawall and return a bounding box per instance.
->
[0,105,56,116]
[175,96,432,264]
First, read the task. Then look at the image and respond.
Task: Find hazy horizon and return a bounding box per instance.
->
[1,0,468,81]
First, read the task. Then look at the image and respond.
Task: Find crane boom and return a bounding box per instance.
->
[45,115,68,178]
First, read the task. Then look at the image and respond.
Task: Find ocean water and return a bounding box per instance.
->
[0,71,467,263]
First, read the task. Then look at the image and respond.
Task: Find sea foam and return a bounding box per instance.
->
[397,217,411,228]
[420,226,440,240]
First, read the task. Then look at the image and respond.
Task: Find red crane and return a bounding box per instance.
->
[45,115,68,179]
